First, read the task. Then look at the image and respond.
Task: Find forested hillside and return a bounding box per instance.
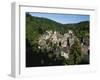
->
[26,13,89,67]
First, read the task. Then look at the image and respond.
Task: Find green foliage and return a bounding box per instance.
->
[67,38,82,65]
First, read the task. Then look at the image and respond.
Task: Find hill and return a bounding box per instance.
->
[26,13,89,45]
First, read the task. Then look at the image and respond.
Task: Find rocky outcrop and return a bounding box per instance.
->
[38,30,75,59]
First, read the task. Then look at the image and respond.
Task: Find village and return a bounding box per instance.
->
[38,30,89,60]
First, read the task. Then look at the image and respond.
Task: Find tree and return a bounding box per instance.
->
[67,37,82,65]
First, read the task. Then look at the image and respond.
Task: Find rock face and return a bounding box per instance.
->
[81,37,89,55]
[38,30,75,59]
